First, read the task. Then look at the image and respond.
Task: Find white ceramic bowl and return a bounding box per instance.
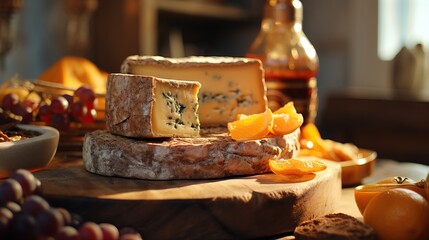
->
[0,124,59,178]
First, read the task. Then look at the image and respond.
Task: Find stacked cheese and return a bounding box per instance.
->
[85,56,302,180]
[106,56,267,138]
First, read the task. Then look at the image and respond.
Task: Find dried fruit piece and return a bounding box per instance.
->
[275,173,317,182]
[269,158,327,176]
[271,102,303,135]
[301,122,322,140]
[299,123,363,161]
[227,108,273,141]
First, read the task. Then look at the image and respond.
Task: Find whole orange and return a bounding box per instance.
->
[363,188,429,240]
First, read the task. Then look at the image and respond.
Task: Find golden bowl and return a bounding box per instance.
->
[341,149,377,187]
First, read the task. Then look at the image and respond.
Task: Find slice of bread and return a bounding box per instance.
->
[294,213,377,240]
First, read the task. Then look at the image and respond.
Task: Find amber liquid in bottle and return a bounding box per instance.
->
[246,0,319,124]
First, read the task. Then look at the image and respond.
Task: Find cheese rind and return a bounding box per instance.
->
[121,56,268,126]
[83,128,300,180]
[106,73,201,138]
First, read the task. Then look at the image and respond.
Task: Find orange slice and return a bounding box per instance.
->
[272,113,303,135]
[301,122,322,140]
[301,123,341,161]
[271,102,303,135]
[269,158,327,176]
[227,108,273,141]
[273,101,297,114]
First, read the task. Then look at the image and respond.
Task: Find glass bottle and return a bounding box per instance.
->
[246,0,319,124]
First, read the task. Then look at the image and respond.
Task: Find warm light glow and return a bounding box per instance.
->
[306,140,314,149]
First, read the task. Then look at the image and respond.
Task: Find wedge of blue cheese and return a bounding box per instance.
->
[106,73,201,138]
[120,56,268,126]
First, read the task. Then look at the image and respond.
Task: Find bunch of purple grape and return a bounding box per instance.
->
[1,85,97,129]
[0,169,143,240]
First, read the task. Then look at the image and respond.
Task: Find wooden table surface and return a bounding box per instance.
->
[35,151,343,239]
[33,150,429,239]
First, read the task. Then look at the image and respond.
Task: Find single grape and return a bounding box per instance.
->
[119,227,142,240]
[0,207,13,222]
[33,178,43,196]
[4,201,21,214]
[100,223,119,240]
[11,104,33,123]
[38,104,53,124]
[1,93,19,111]
[70,101,88,121]
[0,207,12,237]
[56,226,81,240]
[75,86,96,104]
[0,208,12,238]
[57,207,72,226]
[21,195,50,217]
[10,169,37,197]
[85,98,96,110]
[0,208,12,237]
[80,108,96,123]
[50,96,70,114]
[119,233,143,240]
[36,208,65,237]
[0,179,23,204]
[9,213,38,239]
[75,85,90,96]
[79,222,103,240]
[62,94,74,106]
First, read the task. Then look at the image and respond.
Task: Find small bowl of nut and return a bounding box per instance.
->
[0,109,59,178]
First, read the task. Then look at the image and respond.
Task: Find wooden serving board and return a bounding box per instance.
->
[34,156,342,240]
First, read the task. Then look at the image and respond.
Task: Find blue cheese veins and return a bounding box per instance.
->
[106,73,201,138]
[121,56,268,126]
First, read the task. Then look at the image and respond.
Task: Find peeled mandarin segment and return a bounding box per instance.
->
[269,158,327,176]
[300,123,339,160]
[271,102,303,136]
[271,112,304,135]
[227,108,273,141]
[314,138,341,161]
[301,122,322,141]
[273,101,297,114]
[331,141,360,161]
